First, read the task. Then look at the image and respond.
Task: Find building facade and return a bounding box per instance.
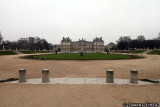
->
[61,37,104,53]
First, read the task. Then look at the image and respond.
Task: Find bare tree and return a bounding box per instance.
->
[137,35,146,41]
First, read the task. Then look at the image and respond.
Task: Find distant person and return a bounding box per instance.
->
[55,50,58,54]
[106,49,109,54]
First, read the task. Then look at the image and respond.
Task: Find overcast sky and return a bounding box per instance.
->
[0,0,160,45]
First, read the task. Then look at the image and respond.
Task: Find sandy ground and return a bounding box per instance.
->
[0,54,160,107]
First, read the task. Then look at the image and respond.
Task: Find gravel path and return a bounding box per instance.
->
[0,54,160,107]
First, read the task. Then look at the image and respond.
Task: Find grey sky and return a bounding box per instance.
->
[0,0,160,45]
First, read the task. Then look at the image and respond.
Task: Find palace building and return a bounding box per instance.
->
[60,37,104,53]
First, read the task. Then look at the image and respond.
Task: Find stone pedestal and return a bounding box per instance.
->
[106,69,114,83]
[19,69,27,82]
[130,69,138,84]
[42,69,50,83]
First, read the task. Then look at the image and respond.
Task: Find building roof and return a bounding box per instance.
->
[61,37,104,42]
[107,42,116,46]
[61,37,72,42]
[93,37,104,42]
[78,38,86,42]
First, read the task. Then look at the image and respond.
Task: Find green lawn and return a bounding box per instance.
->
[115,50,146,54]
[0,51,16,55]
[129,50,146,53]
[20,51,51,54]
[21,53,143,60]
[149,50,160,55]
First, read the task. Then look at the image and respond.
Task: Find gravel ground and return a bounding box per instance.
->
[0,54,160,107]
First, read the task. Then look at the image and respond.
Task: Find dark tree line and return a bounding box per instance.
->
[1,37,51,50]
[117,36,160,50]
